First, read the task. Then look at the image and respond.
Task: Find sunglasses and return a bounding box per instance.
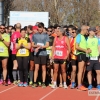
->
[0,28,5,29]
[72,32,76,33]
[48,30,52,32]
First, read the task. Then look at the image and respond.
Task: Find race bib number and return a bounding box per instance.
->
[19,49,26,54]
[37,43,44,46]
[47,50,51,54]
[0,47,4,52]
[90,57,98,60]
[55,50,63,56]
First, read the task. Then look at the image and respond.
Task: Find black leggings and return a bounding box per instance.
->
[17,57,29,82]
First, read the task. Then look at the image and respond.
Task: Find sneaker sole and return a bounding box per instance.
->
[42,86,46,88]
[70,87,75,89]
[18,86,23,87]
[51,87,57,89]
[64,87,68,89]
[29,85,32,87]
[76,88,87,91]
[32,86,37,88]
[23,86,28,87]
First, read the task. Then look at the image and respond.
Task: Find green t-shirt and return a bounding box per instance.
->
[0,33,10,57]
[76,34,87,55]
[87,37,99,57]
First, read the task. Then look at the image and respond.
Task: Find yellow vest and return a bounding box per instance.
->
[16,38,29,57]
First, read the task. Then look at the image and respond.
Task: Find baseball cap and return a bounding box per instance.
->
[32,26,38,30]
[88,27,96,32]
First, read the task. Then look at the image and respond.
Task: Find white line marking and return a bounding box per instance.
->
[39,88,58,100]
[95,94,100,100]
[0,85,17,94]
[95,90,100,100]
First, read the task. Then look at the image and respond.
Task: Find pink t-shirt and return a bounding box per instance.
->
[11,31,21,54]
[54,36,67,59]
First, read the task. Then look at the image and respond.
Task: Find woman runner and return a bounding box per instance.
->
[15,29,31,87]
[51,27,70,89]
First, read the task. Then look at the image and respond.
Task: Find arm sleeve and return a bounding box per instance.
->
[46,34,50,42]
[32,35,34,42]
[76,34,81,44]
[98,39,100,45]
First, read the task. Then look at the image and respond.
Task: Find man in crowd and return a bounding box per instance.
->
[32,22,49,88]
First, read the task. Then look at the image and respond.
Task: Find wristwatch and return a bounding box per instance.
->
[1,39,4,42]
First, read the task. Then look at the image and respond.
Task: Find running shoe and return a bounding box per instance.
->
[51,84,57,89]
[42,83,46,88]
[77,85,88,91]
[8,79,11,85]
[0,79,3,85]
[18,82,23,87]
[49,83,53,87]
[70,83,76,89]
[38,82,41,87]
[23,82,28,87]
[32,83,38,88]
[29,81,33,86]
[2,81,8,86]
[88,85,92,90]
[17,80,20,84]
[13,81,18,85]
[97,85,100,90]
[63,85,68,89]
[59,83,63,88]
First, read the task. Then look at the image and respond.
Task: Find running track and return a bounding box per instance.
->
[0,85,99,100]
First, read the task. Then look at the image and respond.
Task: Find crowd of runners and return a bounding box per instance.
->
[0,22,100,91]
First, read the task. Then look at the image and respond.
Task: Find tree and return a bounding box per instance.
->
[3,0,14,25]
[68,0,100,26]
[12,0,100,26]
[13,0,72,25]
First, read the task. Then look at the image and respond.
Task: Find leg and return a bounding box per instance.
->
[7,53,13,84]
[71,60,77,83]
[59,73,62,84]
[82,65,86,84]
[61,63,67,85]
[34,64,39,83]
[42,65,46,83]
[17,57,23,82]
[87,71,92,85]
[77,61,85,86]
[53,63,59,86]
[71,65,76,83]
[29,60,34,82]
[96,70,100,85]
[58,66,63,87]
[2,58,8,81]
[33,56,40,83]
[12,60,18,81]
[40,56,47,84]
[51,68,54,83]
[23,57,29,84]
